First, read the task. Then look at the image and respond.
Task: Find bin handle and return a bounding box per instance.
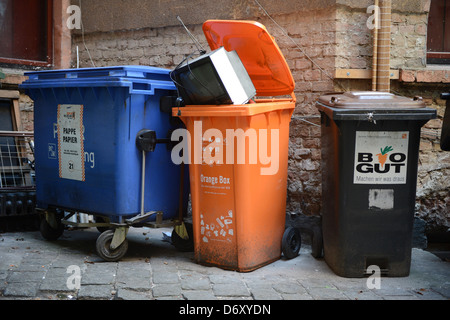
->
[21,79,176,96]
[290,92,297,103]
[129,79,176,96]
[441,93,450,100]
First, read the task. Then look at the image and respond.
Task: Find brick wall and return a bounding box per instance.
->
[334,3,449,232]
[391,12,428,69]
[72,26,205,69]
[257,8,336,215]
[19,93,34,132]
[335,7,429,70]
[393,83,450,233]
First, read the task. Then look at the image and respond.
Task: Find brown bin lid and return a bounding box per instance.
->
[318,91,426,109]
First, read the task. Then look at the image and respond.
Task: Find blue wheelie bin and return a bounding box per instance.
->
[21,66,190,261]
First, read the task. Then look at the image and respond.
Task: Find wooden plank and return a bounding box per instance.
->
[427,52,450,59]
[0,91,23,132]
[444,0,450,52]
[335,69,399,79]
[0,90,20,99]
[11,99,22,131]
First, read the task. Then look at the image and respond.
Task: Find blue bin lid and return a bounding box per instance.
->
[21,65,176,96]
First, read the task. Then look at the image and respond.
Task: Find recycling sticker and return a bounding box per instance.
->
[57,104,85,181]
[353,131,409,184]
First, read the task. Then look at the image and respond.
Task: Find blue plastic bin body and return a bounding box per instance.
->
[21,66,189,223]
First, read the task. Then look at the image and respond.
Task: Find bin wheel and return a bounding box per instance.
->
[311,226,323,259]
[172,222,194,252]
[40,216,64,241]
[96,230,128,262]
[282,227,301,259]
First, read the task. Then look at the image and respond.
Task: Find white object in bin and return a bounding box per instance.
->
[172,47,256,105]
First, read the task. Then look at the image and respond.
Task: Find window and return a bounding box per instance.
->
[427,0,450,64]
[0,91,34,189]
[0,98,20,167]
[0,0,53,67]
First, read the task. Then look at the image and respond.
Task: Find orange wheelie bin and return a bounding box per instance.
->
[173,20,297,272]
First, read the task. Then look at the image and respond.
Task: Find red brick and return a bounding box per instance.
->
[415,23,427,36]
[400,70,416,82]
[311,81,334,92]
[416,71,433,82]
[304,69,322,81]
[295,59,313,70]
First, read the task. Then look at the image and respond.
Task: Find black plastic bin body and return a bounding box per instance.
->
[316,92,436,278]
[441,93,450,151]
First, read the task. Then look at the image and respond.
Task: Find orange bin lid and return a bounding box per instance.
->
[202,20,295,97]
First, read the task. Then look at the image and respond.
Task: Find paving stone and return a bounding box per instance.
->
[372,287,416,297]
[40,276,73,292]
[116,262,152,290]
[307,287,350,300]
[212,282,250,297]
[78,284,115,300]
[182,290,217,300]
[116,275,152,291]
[115,288,153,300]
[50,258,87,268]
[15,263,49,272]
[4,282,40,297]
[209,274,243,284]
[251,288,283,300]
[281,293,314,300]
[273,281,306,294]
[245,280,283,300]
[342,289,384,300]
[81,263,117,285]
[153,272,179,284]
[8,270,45,282]
[428,287,450,299]
[301,278,338,289]
[382,295,421,300]
[180,275,211,290]
[0,253,22,270]
[152,283,182,298]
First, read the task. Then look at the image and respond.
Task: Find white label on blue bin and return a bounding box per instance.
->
[57,104,85,181]
[354,131,409,184]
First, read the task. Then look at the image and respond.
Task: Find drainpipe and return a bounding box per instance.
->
[372,0,379,91]
[376,0,392,92]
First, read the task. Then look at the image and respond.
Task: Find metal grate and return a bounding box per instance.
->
[0,131,35,190]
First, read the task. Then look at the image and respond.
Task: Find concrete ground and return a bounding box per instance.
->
[0,226,449,302]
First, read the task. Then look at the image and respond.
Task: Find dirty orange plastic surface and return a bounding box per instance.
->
[203,20,295,97]
[175,20,296,272]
